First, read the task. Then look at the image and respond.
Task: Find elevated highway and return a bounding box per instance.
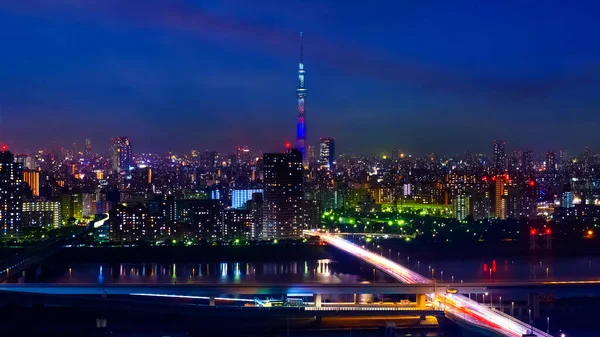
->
[0,279,596,297]
[308,231,554,337]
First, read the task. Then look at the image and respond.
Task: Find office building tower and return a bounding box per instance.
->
[263,149,305,238]
[452,194,471,220]
[0,151,22,233]
[562,191,574,208]
[296,32,308,168]
[319,137,336,170]
[493,175,507,220]
[22,201,61,228]
[307,145,316,163]
[111,136,133,172]
[493,140,506,172]
[231,189,263,209]
[559,148,568,165]
[546,152,556,171]
[85,138,92,159]
[23,169,40,197]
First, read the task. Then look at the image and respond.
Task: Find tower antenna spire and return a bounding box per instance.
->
[299,32,304,63]
[296,31,308,168]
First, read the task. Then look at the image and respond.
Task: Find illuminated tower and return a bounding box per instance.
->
[296,32,308,168]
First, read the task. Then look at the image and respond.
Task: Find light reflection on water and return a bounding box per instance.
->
[30,254,600,285]
[45,259,365,284]
[370,249,600,283]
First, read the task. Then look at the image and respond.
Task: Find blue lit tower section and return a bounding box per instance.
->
[296,32,308,168]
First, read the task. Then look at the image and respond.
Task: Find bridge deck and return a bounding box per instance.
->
[310,231,554,337]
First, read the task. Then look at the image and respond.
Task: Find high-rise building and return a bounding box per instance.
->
[522,150,534,175]
[263,149,305,238]
[0,151,22,233]
[559,148,568,165]
[60,191,83,224]
[236,145,251,165]
[85,138,92,159]
[562,191,574,208]
[319,137,336,170]
[82,193,97,218]
[111,137,132,173]
[452,194,471,220]
[188,200,223,241]
[307,145,316,163]
[231,189,263,209]
[14,154,27,167]
[110,203,160,242]
[296,32,308,168]
[546,152,556,171]
[493,140,506,172]
[23,169,40,197]
[493,175,508,220]
[222,209,252,241]
[246,192,263,239]
[22,201,60,228]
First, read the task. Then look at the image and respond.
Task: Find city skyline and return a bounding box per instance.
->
[2,1,600,155]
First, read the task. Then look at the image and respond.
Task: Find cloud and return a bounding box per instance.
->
[2,0,599,102]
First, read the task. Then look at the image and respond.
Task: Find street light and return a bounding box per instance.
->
[547,317,550,333]
[489,268,492,282]
[441,270,443,282]
[482,293,486,306]
[499,296,502,311]
[511,302,514,316]
[452,275,454,283]
[528,309,532,334]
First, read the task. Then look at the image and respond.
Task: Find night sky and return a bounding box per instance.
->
[1,0,600,156]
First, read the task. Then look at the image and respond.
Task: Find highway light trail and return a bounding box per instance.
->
[308,231,554,337]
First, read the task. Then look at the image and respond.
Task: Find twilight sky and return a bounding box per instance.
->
[1,0,600,156]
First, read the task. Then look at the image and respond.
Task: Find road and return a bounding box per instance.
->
[309,231,554,337]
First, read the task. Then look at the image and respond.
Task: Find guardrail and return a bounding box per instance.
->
[456,295,553,337]
[305,306,439,312]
